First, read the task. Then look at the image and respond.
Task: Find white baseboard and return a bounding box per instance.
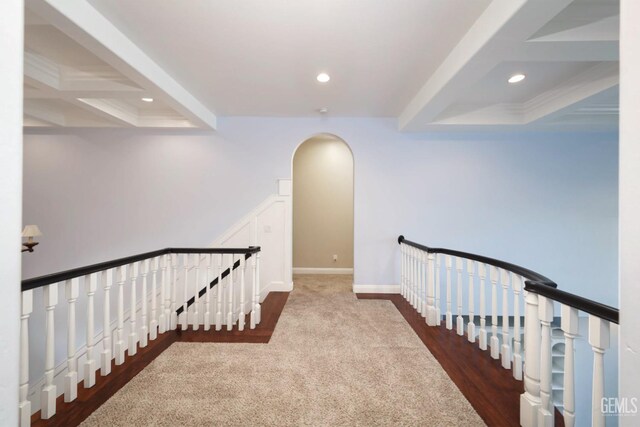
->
[266,280,293,292]
[352,284,400,294]
[293,267,353,275]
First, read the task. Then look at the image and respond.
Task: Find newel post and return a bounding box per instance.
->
[520,288,542,427]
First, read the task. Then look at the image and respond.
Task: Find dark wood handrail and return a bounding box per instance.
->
[398,235,555,285]
[398,235,620,323]
[21,247,261,292]
[525,281,619,324]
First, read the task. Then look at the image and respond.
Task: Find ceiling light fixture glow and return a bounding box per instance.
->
[316,73,330,83]
[141,97,154,102]
[508,74,526,84]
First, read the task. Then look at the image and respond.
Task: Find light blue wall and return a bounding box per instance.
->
[214,118,618,307]
[24,118,618,305]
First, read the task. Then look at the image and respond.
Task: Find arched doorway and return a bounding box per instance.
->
[292,134,354,281]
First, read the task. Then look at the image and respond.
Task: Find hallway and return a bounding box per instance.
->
[80,275,483,426]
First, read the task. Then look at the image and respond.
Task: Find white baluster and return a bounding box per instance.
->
[490,266,500,359]
[455,257,464,336]
[413,249,422,311]
[250,253,258,329]
[41,283,58,419]
[415,249,421,310]
[216,253,224,331]
[467,259,475,343]
[140,259,149,348]
[204,254,212,331]
[589,315,610,427]
[128,262,139,356]
[561,305,579,427]
[115,265,127,365]
[537,295,554,426]
[435,254,441,324]
[170,254,178,330]
[520,291,542,427]
[101,269,113,375]
[445,255,453,330]
[192,254,200,330]
[406,246,413,304]
[400,244,405,299]
[407,247,413,307]
[150,257,159,338]
[403,246,409,302]
[255,251,262,324]
[164,254,172,332]
[64,278,79,402]
[420,251,426,316]
[512,275,523,380]
[180,254,188,331]
[410,248,415,307]
[427,253,437,325]
[159,254,168,334]
[402,244,407,299]
[227,254,234,330]
[19,290,33,427]
[478,263,487,350]
[416,248,419,310]
[84,273,98,388]
[501,269,512,369]
[238,257,246,331]
[406,245,410,303]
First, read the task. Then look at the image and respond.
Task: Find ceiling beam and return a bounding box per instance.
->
[73,98,138,127]
[511,40,619,62]
[24,51,61,91]
[25,89,143,100]
[525,63,619,124]
[398,0,573,131]
[25,51,142,127]
[26,0,217,129]
[23,101,65,127]
[428,63,619,127]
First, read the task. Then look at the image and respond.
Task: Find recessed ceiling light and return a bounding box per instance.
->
[508,74,526,84]
[141,97,154,102]
[316,73,330,83]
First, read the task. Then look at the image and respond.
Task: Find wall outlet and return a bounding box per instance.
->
[333,254,338,262]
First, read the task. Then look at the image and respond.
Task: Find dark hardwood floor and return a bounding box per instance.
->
[177,291,289,343]
[357,293,564,427]
[31,291,289,427]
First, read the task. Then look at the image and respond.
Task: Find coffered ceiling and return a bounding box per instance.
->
[24,0,619,131]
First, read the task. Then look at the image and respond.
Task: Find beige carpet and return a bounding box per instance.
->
[82,275,484,426]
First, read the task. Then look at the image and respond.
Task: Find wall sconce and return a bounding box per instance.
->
[22,225,42,253]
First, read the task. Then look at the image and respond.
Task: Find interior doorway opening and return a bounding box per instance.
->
[292,134,354,279]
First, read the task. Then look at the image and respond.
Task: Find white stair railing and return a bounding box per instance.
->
[19,246,260,426]
[523,282,618,427]
[397,235,619,427]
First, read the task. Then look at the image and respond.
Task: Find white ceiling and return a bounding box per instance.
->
[85,0,491,117]
[24,0,619,131]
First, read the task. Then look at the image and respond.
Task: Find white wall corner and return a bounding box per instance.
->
[1,0,23,424]
[620,1,640,422]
